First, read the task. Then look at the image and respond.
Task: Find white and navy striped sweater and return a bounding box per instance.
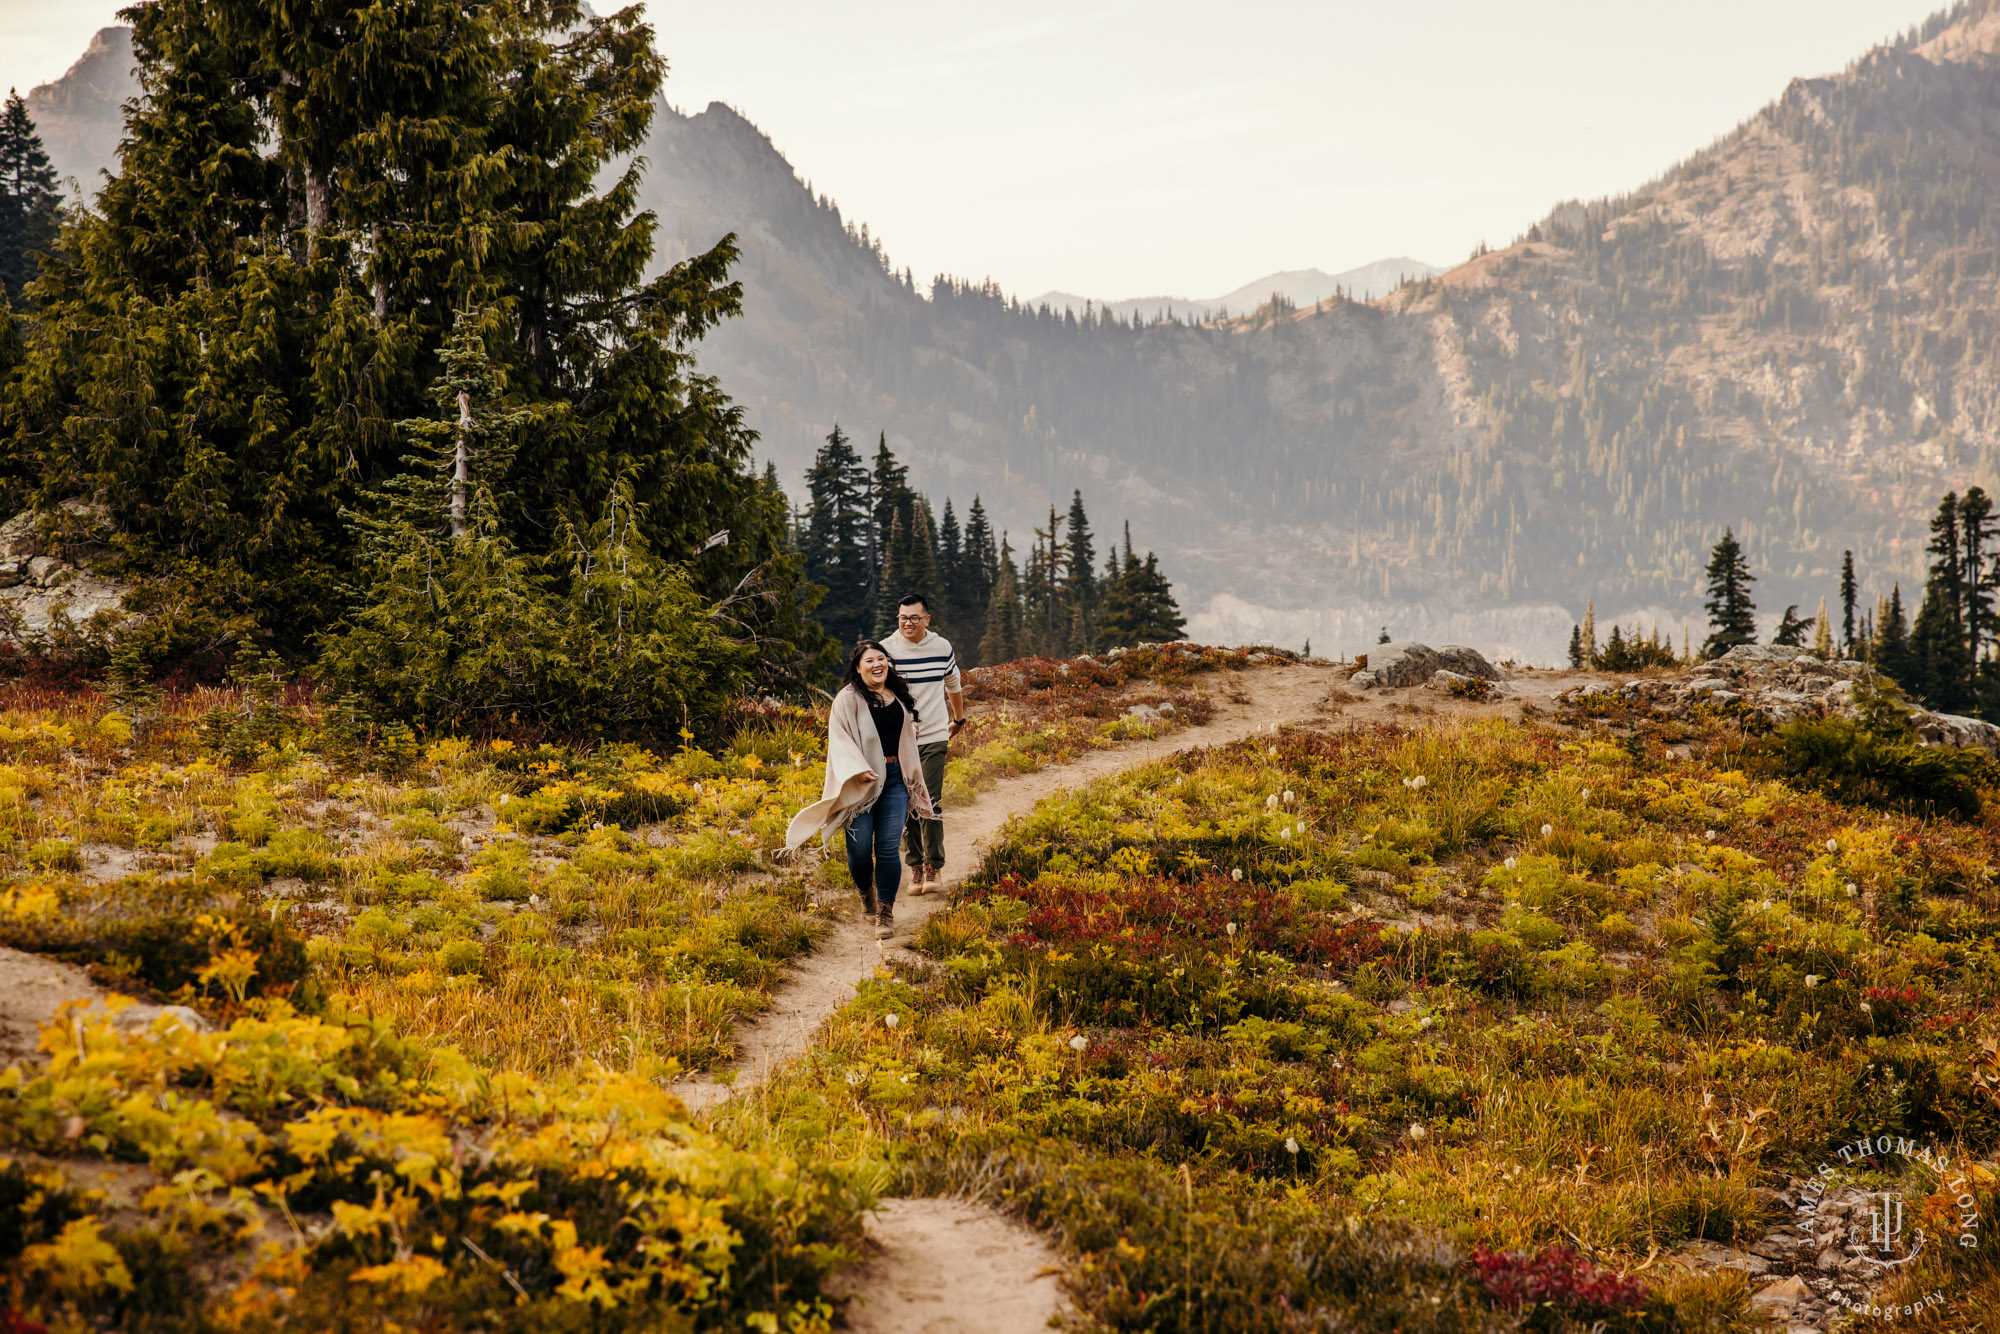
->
[883,631,961,744]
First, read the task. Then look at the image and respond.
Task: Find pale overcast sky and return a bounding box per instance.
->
[1,0,1953,300]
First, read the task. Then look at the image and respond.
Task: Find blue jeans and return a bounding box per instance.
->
[845,764,910,906]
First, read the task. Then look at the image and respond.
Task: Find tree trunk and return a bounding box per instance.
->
[452,391,472,539]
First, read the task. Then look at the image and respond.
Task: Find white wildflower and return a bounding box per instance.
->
[1419,1015,1434,1029]
[884,1013,900,1029]
[1267,794,1280,809]
[1704,829,1716,841]
[1504,857,1517,870]
[1805,975,1820,988]
[1284,1137,1300,1155]
[1860,1001,1873,1014]
[1283,790,1295,803]
[1280,828,1292,841]
[1580,788,1590,801]
[1269,747,1279,757]
[1231,868,1243,882]
[1409,1123,1428,1141]
[1846,883,1858,897]
[498,794,511,805]
[1070,1034,1088,1052]
[1826,837,1839,853]
[1540,824,1554,838]
[1226,922,1238,936]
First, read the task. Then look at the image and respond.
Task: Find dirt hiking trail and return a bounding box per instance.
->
[675,660,1588,1112]
[672,661,1339,1111]
[676,661,1601,1334]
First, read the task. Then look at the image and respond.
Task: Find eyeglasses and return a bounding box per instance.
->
[896,614,927,624]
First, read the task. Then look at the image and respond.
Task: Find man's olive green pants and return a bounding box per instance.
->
[901,741,949,868]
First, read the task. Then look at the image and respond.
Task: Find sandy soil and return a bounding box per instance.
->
[826,1197,1068,1334]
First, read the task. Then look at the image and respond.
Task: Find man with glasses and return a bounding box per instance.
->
[882,593,965,894]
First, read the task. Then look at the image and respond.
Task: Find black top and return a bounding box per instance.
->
[866,693,905,757]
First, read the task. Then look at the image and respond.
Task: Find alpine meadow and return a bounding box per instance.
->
[2,3,2000,1334]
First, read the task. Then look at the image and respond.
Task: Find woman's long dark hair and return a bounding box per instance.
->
[842,640,919,724]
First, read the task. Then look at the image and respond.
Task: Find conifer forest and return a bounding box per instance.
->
[4,4,2000,1334]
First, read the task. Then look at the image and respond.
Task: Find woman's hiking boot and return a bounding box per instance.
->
[858,888,880,931]
[875,903,895,939]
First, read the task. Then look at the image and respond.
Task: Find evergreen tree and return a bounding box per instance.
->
[1581,600,1597,664]
[978,535,1023,666]
[937,498,964,635]
[1567,624,1584,668]
[1701,529,1757,658]
[1839,550,1858,653]
[1771,605,1809,647]
[1961,487,1993,666]
[803,425,872,648]
[1875,586,1916,688]
[957,496,997,666]
[0,89,60,301]
[1023,508,1066,655]
[1097,522,1186,648]
[1912,493,1973,711]
[1813,597,1833,658]
[1062,489,1098,649]
[11,0,779,675]
[893,498,944,633]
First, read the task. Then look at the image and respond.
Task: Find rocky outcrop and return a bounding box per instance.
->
[1561,644,2000,750]
[0,502,133,648]
[1351,642,1506,689]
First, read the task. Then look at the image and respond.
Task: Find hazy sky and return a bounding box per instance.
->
[1,0,1952,300]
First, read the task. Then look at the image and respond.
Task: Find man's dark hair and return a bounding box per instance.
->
[897,593,930,613]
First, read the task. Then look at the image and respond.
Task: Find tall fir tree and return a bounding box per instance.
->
[1062,489,1098,650]
[937,498,964,637]
[956,496,998,665]
[1961,487,1993,667]
[1701,529,1757,658]
[10,0,800,671]
[1771,605,1809,647]
[1839,550,1858,654]
[1912,492,1973,712]
[978,535,1023,666]
[1874,587,1916,689]
[0,89,60,301]
[1096,522,1186,648]
[803,425,872,648]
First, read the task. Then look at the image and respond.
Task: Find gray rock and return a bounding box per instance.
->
[1361,641,1506,688]
[0,502,135,650]
[1424,669,1502,694]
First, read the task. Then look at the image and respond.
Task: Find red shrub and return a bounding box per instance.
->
[1468,1244,1644,1317]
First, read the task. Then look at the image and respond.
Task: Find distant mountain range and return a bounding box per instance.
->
[26,5,2000,662]
[1029,259,1440,324]
[25,27,131,194]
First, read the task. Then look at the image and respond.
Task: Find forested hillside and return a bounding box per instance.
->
[25,3,2000,659]
[634,0,2000,658]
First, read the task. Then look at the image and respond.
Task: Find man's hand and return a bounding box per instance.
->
[949,718,966,737]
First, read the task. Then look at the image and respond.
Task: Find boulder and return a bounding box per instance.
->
[0,501,134,648]
[1559,645,2000,752]
[1358,641,1507,688]
[1424,669,1504,696]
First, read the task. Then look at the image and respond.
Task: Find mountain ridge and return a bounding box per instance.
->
[1029,258,1440,324]
[22,3,2000,661]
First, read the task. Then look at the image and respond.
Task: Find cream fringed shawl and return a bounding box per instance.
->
[783,684,937,855]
